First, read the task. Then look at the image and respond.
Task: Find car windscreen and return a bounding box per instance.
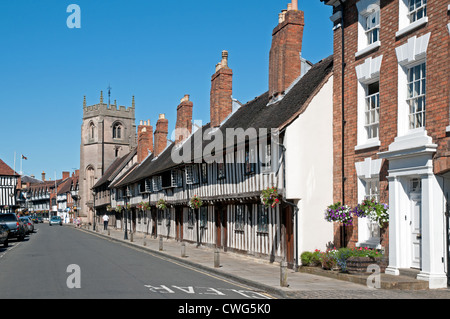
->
[0,214,17,222]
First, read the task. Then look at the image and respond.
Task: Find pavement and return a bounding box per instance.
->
[69,222,450,299]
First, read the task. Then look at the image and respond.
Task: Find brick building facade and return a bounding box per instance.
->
[322,0,450,288]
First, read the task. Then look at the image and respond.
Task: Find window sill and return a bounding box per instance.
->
[355,41,381,59]
[395,17,428,38]
[355,140,381,151]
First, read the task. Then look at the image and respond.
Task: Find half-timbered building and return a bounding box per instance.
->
[0,159,19,214]
[94,1,335,269]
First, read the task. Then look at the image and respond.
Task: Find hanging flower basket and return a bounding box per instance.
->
[260,187,280,208]
[189,195,203,209]
[115,205,123,213]
[324,202,353,226]
[137,201,145,211]
[106,205,112,212]
[157,198,167,210]
[355,198,389,228]
[126,203,131,210]
[143,202,150,211]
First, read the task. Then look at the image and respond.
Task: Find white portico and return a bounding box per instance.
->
[379,130,447,289]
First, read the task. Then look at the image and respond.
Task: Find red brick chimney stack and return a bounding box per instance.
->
[175,95,193,144]
[269,1,304,101]
[210,50,233,128]
[62,171,70,180]
[137,120,154,162]
[154,114,169,157]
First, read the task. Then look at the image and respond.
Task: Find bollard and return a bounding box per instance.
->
[159,236,163,251]
[181,242,186,257]
[214,248,220,268]
[130,231,133,242]
[108,229,110,236]
[280,259,288,287]
[143,234,147,246]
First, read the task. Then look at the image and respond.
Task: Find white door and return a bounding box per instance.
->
[410,193,422,269]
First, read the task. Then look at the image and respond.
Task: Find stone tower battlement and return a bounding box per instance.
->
[82,92,135,120]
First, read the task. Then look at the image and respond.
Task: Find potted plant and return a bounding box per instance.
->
[346,247,386,273]
[260,187,280,208]
[189,195,203,209]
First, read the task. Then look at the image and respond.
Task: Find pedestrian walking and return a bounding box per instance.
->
[103,213,109,230]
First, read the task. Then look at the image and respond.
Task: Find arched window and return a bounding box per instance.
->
[89,122,95,140]
[113,123,122,139]
[86,166,95,200]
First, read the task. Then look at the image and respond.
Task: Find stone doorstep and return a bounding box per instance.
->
[299,267,429,290]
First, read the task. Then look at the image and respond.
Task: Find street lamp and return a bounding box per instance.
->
[124,193,128,240]
[92,190,96,231]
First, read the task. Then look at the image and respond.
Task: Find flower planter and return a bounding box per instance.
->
[346,256,387,273]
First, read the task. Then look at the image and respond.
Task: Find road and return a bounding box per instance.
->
[0,223,276,300]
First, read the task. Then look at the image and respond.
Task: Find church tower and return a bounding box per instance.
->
[79,91,137,224]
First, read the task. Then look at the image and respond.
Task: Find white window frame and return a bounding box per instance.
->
[396,0,428,38]
[364,81,380,140]
[407,62,426,130]
[356,0,381,58]
[355,55,383,151]
[407,0,427,24]
[395,33,430,137]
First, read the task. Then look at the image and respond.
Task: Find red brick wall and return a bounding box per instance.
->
[331,0,449,249]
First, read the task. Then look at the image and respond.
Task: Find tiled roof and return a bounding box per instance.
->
[113,55,333,187]
[0,159,18,176]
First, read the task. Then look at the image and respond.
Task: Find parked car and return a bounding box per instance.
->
[37,216,44,223]
[0,224,9,247]
[0,213,26,241]
[49,216,62,226]
[20,217,34,234]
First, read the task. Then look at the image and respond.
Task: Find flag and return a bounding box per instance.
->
[21,155,27,160]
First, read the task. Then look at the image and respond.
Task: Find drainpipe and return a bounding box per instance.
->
[338,0,347,247]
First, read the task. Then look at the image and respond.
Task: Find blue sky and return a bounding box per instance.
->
[0,0,333,180]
